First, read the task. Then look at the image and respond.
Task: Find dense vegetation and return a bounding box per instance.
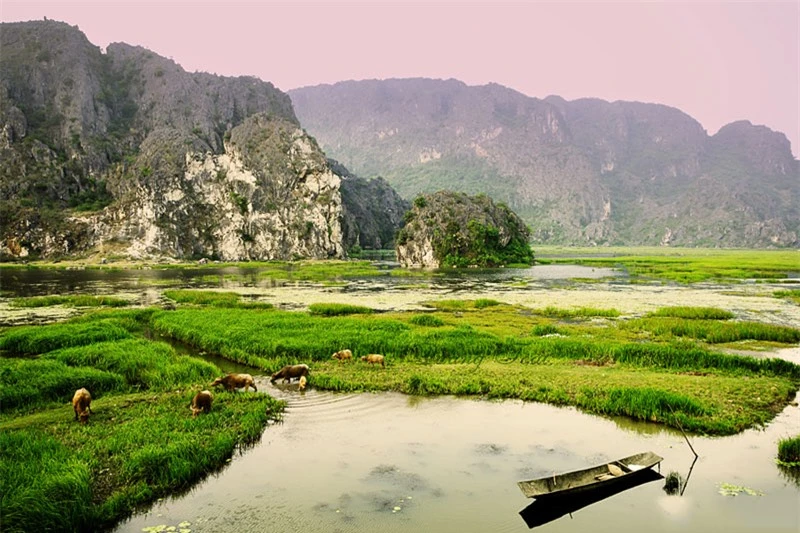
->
[396,191,534,267]
[0,312,282,532]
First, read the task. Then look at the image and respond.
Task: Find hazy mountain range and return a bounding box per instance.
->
[290,79,799,247]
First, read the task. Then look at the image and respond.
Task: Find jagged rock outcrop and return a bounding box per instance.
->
[329,159,410,251]
[396,191,533,268]
[290,79,800,248]
[0,21,404,260]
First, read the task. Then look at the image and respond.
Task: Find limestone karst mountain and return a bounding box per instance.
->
[0,20,405,260]
[290,79,799,247]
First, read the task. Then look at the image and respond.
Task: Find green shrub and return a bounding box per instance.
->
[308,303,373,316]
[408,314,445,327]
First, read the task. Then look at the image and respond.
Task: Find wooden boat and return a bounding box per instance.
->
[517,451,663,499]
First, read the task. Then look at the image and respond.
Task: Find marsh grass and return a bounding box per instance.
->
[0,391,282,532]
[163,289,241,307]
[308,303,373,316]
[774,289,800,305]
[777,436,800,466]
[9,295,130,308]
[0,321,132,356]
[535,306,621,318]
[625,318,800,344]
[408,314,445,327]
[538,248,799,283]
[0,358,125,413]
[647,307,734,320]
[424,299,507,311]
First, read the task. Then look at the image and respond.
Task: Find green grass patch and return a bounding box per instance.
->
[408,314,445,327]
[647,307,735,320]
[9,295,130,308]
[538,247,800,283]
[0,321,133,356]
[777,435,800,466]
[625,318,800,344]
[163,289,241,307]
[0,391,282,532]
[308,303,373,316]
[774,289,800,305]
[531,324,565,336]
[535,306,621,318]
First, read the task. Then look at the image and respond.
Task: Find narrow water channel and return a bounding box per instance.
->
[114,380,800,533]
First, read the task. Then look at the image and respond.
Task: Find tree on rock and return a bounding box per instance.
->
[395,191,534,268]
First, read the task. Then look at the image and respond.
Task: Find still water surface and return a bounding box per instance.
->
[114,383,799,533]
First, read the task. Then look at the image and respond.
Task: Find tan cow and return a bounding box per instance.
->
[332,349,352,361]
[72,388,93,423]
[361,354,385,368]
[211,373,257,392]
[190,390,213,417]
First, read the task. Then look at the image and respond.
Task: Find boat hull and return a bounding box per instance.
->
[517,451,663,499]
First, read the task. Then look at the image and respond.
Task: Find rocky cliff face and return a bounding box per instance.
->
[0,21,402,260]
[291,79,799,248]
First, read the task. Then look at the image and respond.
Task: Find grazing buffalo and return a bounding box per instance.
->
[270,364,310,383]
[72,388,93,423]
[191,390,213,417]
[332,349,352,361]
[361,354,385,368]
[211,373,257,392]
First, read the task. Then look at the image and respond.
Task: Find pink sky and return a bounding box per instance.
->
[2,1,798,157]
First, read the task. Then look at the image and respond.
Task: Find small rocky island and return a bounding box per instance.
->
[395,191,534,268]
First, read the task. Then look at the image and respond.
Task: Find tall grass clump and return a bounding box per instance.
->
[777,435,800,466]
[0,321,132,356]
[774,289,800,305]
[0,429,94,533]
[163,289,241,307]
[647,307,734,320]
[474,299,502,309]
[308,303,373,316]
[531,324,564,336]
[10,295,130,308]
[43,339,218,390]
[536,306,621,318]
[0,359,125,413]
[408,314,445,327]
[577,387,709,428]
[627,318,800,344]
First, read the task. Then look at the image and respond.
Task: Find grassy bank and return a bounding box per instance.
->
[536,247,799,283]
[0,316,283,533]
[146,300,800,435]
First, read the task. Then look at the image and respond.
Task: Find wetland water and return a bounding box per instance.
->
[2,264,799,531]
[113,385,800,533]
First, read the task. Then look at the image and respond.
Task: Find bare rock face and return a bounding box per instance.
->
[84,114,344,260]
[396,191,533,268]
[1,21,403,260]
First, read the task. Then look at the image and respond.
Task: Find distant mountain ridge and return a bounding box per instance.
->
[290,79,799,247]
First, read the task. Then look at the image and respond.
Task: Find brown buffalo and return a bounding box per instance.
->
[270,364,310,383]
[332,349,352,361]
[190,390,213,417]
[361,354,385,367]
[211,373,257,392]
[72,388,93,423]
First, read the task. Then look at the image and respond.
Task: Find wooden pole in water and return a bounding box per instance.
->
[667,404,699,459]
